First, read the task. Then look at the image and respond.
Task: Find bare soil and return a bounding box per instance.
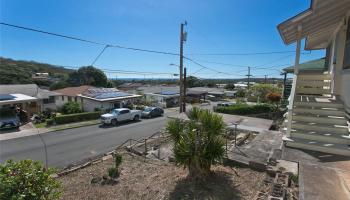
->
[59,150,267,200]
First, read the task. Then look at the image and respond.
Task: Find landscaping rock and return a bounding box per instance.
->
[90,177,102,184]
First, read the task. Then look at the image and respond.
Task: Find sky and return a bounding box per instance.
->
[0,0,325,79]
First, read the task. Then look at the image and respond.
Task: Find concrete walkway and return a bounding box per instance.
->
[228,130,283,164]
[283,147,350,200]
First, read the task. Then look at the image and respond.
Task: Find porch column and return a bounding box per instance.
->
[333,26,347,96]
[286,25,302,138]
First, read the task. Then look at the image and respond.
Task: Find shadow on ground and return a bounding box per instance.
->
[168,171,242,200]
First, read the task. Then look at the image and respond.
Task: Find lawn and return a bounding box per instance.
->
[59,150,267,200]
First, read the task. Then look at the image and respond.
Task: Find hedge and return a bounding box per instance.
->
[54,112,100,124]
[215,104,274,115]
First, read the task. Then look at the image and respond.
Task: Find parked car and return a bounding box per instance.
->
[142,107,164,118]
[100,108,142,126]
[217,102,235,107]
[0,108,20,130]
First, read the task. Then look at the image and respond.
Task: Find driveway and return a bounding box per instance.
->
[0,110,177,169]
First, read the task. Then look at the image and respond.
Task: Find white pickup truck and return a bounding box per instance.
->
[100,108,142,126]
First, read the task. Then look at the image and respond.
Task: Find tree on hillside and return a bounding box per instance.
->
[225,83,235,90]
[68,66,108,87]
[186,76,204,88]
[166,107,226,179]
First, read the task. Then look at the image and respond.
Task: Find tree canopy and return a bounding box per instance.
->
[67,66,110,87]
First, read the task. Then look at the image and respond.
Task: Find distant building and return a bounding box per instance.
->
[142,86,180,108]
[32,72,50,80]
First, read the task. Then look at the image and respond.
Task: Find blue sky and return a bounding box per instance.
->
[1,0,324,79]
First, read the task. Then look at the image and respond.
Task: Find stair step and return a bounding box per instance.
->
[294,101,344,109]
[293,108,345,117]
[285,137,350,156]
[291,130,350,144]
[293,115,348,125]
[292,122,349,135]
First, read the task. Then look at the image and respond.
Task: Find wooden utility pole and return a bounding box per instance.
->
[264,75,268,84]
[246,67,252,89]
[179,22,186,113]
[183,67,187,112]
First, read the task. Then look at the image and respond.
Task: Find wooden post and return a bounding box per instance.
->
[144,139,147,158]
[286,25,302,138]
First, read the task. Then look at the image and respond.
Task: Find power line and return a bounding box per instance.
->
[0,22,180,56]
[186,50,311,56]
[91,45,110,66]
[65,66,177,76]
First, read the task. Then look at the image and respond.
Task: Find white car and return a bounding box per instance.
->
[100,108,142,126]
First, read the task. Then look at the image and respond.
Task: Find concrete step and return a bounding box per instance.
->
[291,130,350,144]
[294,101,344,109]
[293,107,345,117]
[285,137,350,156]
[292,122,349,135]
[293,115,348,125]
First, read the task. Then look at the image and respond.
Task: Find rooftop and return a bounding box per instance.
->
[0,84,60,99]
[283,57,326,74]
[0,93,37,105]
[53,85,92,97]
[80,87,141,101]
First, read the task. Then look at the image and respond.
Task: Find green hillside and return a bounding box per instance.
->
[0,57,73,85]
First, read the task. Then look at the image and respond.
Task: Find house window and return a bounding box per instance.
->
[344,17,350,69]
[62,96,64,101]
[74,97,77,102]
[43,96,55,104]
[68,96,72,102]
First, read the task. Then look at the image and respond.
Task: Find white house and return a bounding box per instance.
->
[0,84,60,112]
[278,0,350,156]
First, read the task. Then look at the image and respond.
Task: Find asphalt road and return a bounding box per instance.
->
[0,111,176,169]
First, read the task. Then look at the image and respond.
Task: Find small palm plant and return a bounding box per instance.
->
[108,153,122,179]
[166,107,226,179]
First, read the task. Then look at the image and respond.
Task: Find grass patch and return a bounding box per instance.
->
[34,122,47,129]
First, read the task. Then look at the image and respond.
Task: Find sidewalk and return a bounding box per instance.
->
[283,146,350,200]
[0,120,100,141]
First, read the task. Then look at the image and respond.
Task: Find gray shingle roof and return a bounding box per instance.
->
[0,84,60,99]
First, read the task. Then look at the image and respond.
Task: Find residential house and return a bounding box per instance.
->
[53,85,91,109]
[79,87,142,112]
[0,94,38,116]
[142,86,180,108]
[278,0,350,155]
[0,84,60,113]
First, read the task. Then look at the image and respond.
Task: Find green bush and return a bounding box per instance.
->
[61,102,82,114]
[216,104,274,115]
[46,119,54,126]
[108,167,119,179]
[54,112,100,124]
[0,159,61,200]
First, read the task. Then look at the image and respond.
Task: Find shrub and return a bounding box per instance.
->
[113,154,122,169]
[108,167,119,179]
[54,112,100,124]
[236,89,246,98]
[216,104,274,115]
[61,102,82,114]
[0,159,61,200]
[266,92,282,104]
[46,118,54,126]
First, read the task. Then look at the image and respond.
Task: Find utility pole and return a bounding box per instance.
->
[264,75,268,84]
[246,67,252,89]
[179,22,186,113]
[183,67,187,112]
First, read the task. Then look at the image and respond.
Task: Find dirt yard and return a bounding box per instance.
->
[59,150,267,200]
